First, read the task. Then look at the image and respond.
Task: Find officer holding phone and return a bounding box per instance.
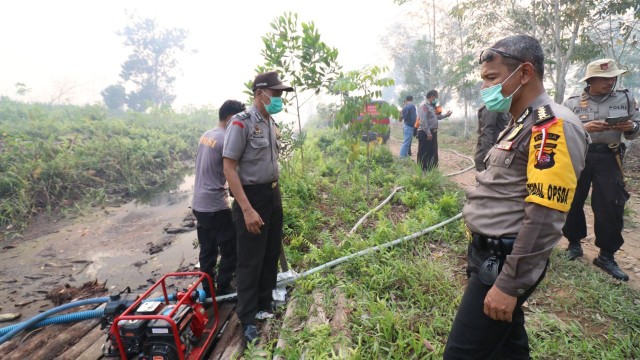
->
[562,59,640,281]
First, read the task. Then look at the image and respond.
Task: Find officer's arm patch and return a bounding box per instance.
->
[232,121,245,129]
[525,117,577,212]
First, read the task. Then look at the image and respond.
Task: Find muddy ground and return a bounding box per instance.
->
[0,175,201,325]
[1,124,639,331]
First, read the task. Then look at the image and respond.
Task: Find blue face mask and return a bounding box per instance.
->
[480,65,523,112]
[261,91,283,115]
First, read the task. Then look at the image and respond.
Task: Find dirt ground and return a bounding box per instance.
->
[387,122,640,290]
[1,125,639,330]
[0,176,200,325]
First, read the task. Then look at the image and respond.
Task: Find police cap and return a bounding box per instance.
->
[252,71,294,92]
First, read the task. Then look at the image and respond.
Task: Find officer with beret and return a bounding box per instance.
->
[223,71,293,344]
[562,59,639,281]
[444,35,587,359]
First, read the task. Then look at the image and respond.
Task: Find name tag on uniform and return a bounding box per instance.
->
[496,140,513,150]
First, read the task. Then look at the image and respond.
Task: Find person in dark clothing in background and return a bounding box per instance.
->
[474,105,510,171]
[400,95,417,158]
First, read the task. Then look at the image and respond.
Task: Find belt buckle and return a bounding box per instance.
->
[271,181,277,189]
[608,143,619,150]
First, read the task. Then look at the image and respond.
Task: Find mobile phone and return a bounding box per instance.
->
[605,115,631,125]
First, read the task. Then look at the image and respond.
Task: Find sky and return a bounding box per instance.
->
[0,0,404,116]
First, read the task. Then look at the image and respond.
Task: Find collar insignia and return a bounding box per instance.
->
[516,107,531,124]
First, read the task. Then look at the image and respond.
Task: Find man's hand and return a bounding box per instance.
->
[445,110,452,117]
[484,285,517,322]
[427,132,433,141]
[584,120,611,133]
[243,207,264,235]
[610,120,636,133]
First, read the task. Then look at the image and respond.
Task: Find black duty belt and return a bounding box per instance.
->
[588,143,618,154]
[243,181,278,190]
[472,233,516,257]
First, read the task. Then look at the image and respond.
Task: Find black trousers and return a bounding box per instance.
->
[192,209,237,296]
[417,129,438,171]
[562,151,629,253]
[444,243,547,360]
[232,184,283,325]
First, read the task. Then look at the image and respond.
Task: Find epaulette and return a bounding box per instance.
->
[236,111,250,120]
[533,104,555,126]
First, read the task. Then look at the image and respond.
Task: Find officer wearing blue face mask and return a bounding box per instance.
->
[444,35,588,359]
[223,71,293,345]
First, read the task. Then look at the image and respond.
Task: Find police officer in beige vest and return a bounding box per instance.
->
[444,35,587,359]
[562,59,639,281]
[223,71,292,344]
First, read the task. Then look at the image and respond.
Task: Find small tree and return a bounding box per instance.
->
[255,12,341,166]
[333,66,398,198]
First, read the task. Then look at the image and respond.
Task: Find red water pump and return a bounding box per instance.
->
[108,272,219,360]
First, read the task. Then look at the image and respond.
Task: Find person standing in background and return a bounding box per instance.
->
[562,59,639,281]
[400,95,417,158]
[474,105,510,171]
[192,99,246,298]
[417,90,452,171]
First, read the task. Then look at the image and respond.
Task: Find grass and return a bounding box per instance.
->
[0,97,214,238]
[252,125,640,359]
[2,101,638,358]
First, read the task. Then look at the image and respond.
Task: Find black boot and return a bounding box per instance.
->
[566,240,583,260]
[243,323,260,344]
[593,251,629,281]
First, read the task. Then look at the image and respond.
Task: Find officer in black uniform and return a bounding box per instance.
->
[562,59,639,281]
[223,71,293,344]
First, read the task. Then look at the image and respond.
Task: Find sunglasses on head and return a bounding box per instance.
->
[479,48,526,65]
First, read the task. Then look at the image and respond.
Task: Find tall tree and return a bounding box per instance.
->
[104,14,188,112]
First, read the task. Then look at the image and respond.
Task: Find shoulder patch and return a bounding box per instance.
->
[236,111,251,120]
[231,121,245,129]
[533,104,555,125]
[526,118,577,212]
